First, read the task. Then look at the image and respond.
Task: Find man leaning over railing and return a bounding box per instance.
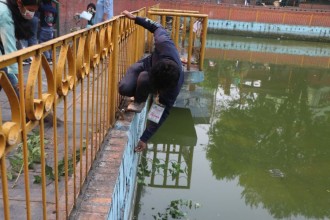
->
[119,10,184,152]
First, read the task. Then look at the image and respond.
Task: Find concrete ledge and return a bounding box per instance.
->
[70,105,147,220]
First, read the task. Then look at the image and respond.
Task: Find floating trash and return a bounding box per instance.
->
[209,60,216,67]
[253,80,261,87]
[269,169,285,178]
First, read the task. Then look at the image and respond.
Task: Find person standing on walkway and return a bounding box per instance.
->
[20,13,39,65]
[86,3,96,27]
[38,0,57,64]
[0,0,40,95]
[95,0,113,24]
[119,10,184,152]
[74,2,96,28]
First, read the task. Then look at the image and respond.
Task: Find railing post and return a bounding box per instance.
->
[17,56,32,220]
[256,10,259,23]
[1,157,10,220]
[110,19,120,126]
[309,14,314,26]
[174,16,180,49]
[187,17,194,71]
[200,16,208,71]
[282,12,286,24]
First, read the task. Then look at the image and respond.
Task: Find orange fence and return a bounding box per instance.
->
[0,7,146,220]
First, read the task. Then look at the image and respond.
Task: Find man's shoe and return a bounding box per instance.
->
[22,59,31,65]
[127,102,145,113]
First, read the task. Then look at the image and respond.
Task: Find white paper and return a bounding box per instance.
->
[80,11,92,21]
[147,103,165,124]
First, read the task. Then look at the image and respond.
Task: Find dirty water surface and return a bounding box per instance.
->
[132,34,330,220]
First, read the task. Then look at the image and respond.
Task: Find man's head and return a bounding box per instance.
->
[20,0,41,5]
[149,59,180,91]
[87,3,96,14]
[17,0,40,19]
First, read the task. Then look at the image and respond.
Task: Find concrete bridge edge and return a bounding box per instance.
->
[70,104,147,220]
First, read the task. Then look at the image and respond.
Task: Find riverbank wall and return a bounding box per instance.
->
[70,106,147,219]
[115,1,330,42]
[207,19,330,42]
[56,0,330,38]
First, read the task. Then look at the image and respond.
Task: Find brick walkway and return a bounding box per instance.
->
[0,63,134,219]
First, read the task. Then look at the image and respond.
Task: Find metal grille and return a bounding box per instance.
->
[0,8,146,220]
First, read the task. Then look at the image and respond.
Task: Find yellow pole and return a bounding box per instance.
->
[17,56,32,220]
[110,19,120,125]
[200,17,208,71]
[51,41,59,220]
[38,56,47,220]
[187,17,194,71]
[175,15,180,49]
[309,14,314,26]
[171,16,176,41]
[1,157,11,220]
[282,12,286,24]
[256,11,259,22]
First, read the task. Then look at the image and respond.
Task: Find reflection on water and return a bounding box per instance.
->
[133,35,330,220]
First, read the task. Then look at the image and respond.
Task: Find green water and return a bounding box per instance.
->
[133,35,330,220]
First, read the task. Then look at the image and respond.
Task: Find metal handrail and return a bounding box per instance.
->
[0,7,146,220]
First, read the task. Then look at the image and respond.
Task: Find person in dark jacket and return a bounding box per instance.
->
[119,10,184,152]
[38,0,57,64]
[0,0,40,95]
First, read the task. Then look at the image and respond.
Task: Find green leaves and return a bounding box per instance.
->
[8,131,46,186]
[152,199,201,220]
[168,162,185,181]
[7,131,85,185]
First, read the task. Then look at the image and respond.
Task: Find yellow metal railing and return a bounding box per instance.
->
[0,8,146,220]
[147,9,208,71]
[0,5,207,220]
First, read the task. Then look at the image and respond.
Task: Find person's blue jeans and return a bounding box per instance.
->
[95,0,113,24]
[0,67,19,98]
[39,27,54,60]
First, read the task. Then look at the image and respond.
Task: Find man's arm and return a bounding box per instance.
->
[122,10,161,33]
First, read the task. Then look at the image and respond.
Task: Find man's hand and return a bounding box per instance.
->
[122,10,136,20]
[102,13,108,22]
[135,140,147,152]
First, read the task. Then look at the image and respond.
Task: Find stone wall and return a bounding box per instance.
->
[57,0,330,35]
[208,19,330,41]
